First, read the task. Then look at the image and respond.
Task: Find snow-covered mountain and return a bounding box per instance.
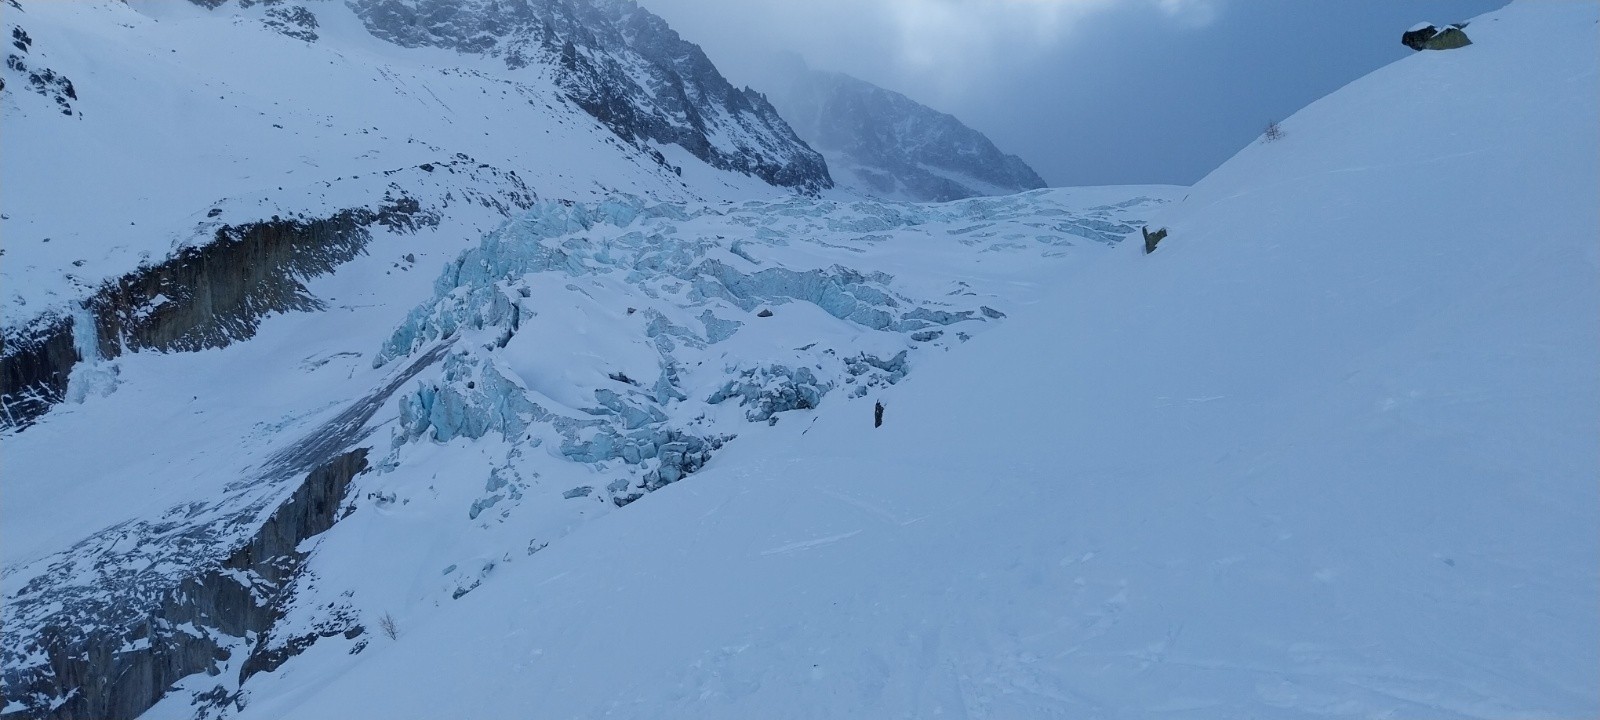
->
[760,55,1048,202]
[0,0,828,427]
[0,18,1177,706]
[201,2,1600,718]
[3,1,1597,719]
[343,0,830,192]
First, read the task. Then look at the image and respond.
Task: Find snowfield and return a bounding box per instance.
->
[216,2,1596,719]
[2,179,1178,715]
[3,0,1597,718]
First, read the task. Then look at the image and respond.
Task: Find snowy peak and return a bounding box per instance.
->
[762,56,1047,201]
[341,0,832,192]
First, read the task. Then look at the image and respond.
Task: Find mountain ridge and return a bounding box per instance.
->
[761,56,1048,201]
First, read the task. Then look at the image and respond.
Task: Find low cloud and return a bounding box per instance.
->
[647,0,1222,104]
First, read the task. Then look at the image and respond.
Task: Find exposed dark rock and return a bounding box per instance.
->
[1,449,370,720]
[263,4,319,43]
[1403,23,1472,51]
[5,32,79,115]
[91,198,432,355]
[1,196,437,430]
[2,344,446,718]
[1142,226,1168,254]
[0,315,79,427]
[344,0,831,193]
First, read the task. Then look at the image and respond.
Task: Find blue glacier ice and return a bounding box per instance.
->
[374,189,1171,512]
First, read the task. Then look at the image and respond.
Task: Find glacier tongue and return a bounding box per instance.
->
[249,186,1178,703]
[2,185,1179,719]
[371,189,1178,513]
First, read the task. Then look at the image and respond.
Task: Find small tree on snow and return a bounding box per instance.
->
[378,612,400,641]
[1263,120,1285,143]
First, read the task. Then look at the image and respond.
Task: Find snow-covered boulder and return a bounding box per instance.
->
[1403,22,1473,51]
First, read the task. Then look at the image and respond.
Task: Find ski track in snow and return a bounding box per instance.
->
[760,530,864,557]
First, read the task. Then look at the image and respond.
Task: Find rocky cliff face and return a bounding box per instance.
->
[0,209,386,429]
[3,448,371,720]
[341,0,831,193]
[764,59,1047,202]
[171,0,831,191]
[0,161,534,429]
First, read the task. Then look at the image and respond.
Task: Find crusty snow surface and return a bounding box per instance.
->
[211,3,1597,719]
[3,1,1597,719]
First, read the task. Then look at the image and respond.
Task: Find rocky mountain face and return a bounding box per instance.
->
[343,0,831,193]
[762,58,1047,202]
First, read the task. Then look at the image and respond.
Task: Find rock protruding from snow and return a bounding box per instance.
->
[1402,23,1472,51]
[1,21,78,115]
[343,0,831,193]
[0,161,533,429]
[1,449,370,720]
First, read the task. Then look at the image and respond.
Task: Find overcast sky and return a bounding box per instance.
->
[641,0,1511,187]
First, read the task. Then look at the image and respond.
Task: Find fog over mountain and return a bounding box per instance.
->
[644,0,1512,185]
[758,54,1047,202]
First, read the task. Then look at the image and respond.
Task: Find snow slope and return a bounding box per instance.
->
[224,3,1599,718]
[0,0,789,324]
[1,181,1177,716]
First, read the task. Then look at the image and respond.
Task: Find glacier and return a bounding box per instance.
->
[218,4,1597,719]
[1,185,1178,718]
[4,0,1596,718]
[371,188,1177,513]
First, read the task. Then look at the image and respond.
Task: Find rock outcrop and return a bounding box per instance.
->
[340,0,831,193]
[1142,226,1168,254]
[1403,23,1472,51]
[1,161,536,430]
[3,23,77,115]
[1,199,432,429]
[2,449,370,720]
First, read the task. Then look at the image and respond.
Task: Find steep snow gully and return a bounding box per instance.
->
[3,2,1598,720]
